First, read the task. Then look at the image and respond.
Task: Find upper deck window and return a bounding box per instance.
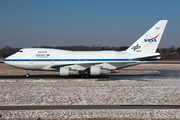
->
[18,50,23,52]
[38,51,47,53]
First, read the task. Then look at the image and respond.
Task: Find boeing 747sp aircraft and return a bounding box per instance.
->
[4,20,168,78]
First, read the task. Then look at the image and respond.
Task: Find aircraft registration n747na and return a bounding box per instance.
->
[4,20,169,78]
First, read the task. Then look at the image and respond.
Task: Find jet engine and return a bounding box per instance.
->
[90,66,111,75]
[59,67,79,76]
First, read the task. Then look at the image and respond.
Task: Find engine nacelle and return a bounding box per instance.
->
[90,66,100,75]
[100,68,111,74]
[90,66,111,75]
[60,67,69,76]
[69,70,79,75]
[59,67,79,76]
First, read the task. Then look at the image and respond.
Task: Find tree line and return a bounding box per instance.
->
[0,45,179,60]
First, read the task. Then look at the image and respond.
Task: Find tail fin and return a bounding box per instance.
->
[126,20,168,54]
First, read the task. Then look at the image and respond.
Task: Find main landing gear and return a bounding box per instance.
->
[80,74,96,78]
[80,73,89,78]
[79,71,96,78]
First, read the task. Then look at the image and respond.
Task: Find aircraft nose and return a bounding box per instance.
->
[4,57,10,64]
[3,52,21,67]
[3,55,16,66]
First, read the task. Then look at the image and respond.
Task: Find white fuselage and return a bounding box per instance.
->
[4,48,144,71]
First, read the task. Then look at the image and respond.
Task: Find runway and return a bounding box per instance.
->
[0,105,180,110]
[0,69,180,80]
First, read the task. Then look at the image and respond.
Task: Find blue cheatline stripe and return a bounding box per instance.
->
[3,59,158,62]
[4,59,137,62]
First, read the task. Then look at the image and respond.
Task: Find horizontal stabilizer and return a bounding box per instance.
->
[135,52,176,60]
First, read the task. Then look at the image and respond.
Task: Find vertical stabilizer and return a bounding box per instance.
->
[126,20,168,54]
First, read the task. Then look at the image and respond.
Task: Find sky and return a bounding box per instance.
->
[0,0,180,49]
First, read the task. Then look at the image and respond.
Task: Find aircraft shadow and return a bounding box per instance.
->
[0,72,163,79]
[96,78,153,82]
[96,72,164,82]
[0,75,108,79]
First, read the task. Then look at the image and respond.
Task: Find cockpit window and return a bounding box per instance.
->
[18,50,23,52]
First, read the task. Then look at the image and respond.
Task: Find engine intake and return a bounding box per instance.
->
[90,66,111,75]
[59,67,78,76]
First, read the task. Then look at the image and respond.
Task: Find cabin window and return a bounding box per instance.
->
[19,50,23,52]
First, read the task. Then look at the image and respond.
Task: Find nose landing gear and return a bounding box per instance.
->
[26,73,29,78]
[25,70,29,78]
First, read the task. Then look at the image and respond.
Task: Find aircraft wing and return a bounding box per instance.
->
[50,61,141,71]
[51,64,75,68]
[51,62,104,70]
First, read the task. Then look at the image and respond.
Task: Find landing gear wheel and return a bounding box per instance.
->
[26,73,29,78]
[85,74,89,78]
[81,74,85,78]
[80,73,90,78]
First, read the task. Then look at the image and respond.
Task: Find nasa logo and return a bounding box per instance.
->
[143,34,160,48]
[144,34,160,43]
